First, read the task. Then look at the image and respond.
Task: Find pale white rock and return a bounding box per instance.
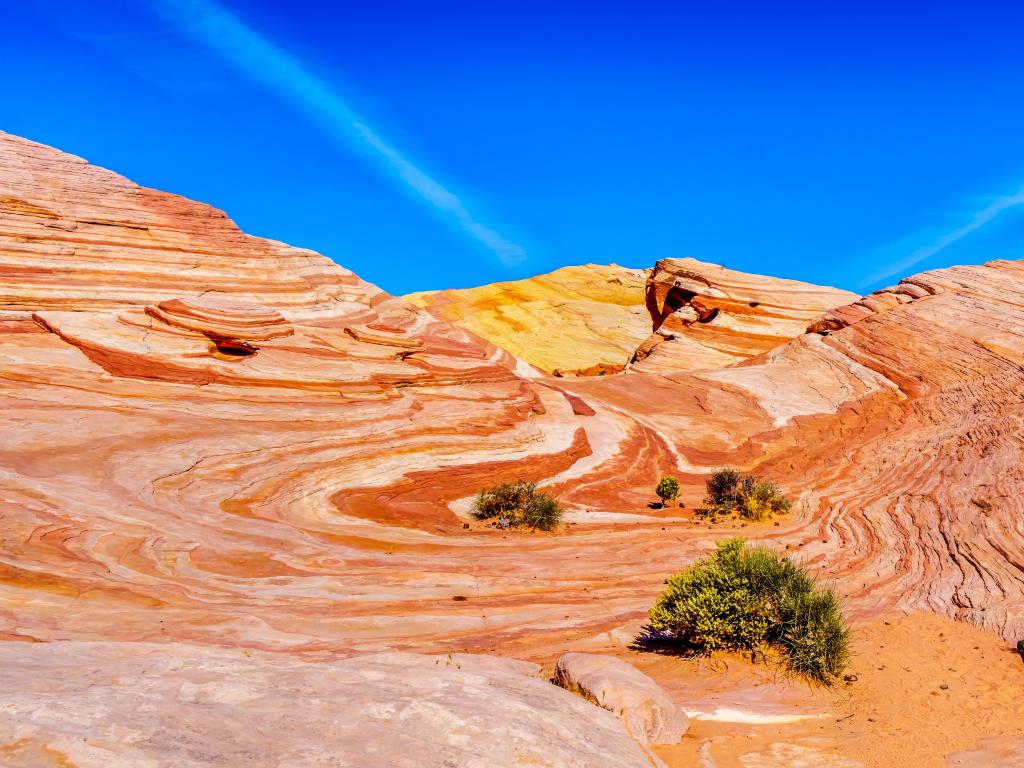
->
[0,642,663,768]
[554,652,689,746]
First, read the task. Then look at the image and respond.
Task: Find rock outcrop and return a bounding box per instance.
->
[3,129,1024,648]
[554,652,689,746]
[0,642,661,768]
[406,264,651,375]
[3,130,1024,765]
[630,258,857,372]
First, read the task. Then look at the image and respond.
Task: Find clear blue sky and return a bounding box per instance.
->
[3,0,1024,295]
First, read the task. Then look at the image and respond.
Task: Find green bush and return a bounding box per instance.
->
[647,538,849,685]
[655,475,680,505]
[738,478,791,521]
[472,480,563,531]
[699,468,791,521]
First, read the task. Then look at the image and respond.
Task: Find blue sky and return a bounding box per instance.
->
[3,0,1024,295]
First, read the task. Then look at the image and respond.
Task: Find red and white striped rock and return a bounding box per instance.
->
[631,257,857,372]
[146,296,294,342]
[2,130,1024,765]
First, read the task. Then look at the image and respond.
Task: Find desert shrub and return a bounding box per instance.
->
[776,587,849,684]
[647,538,849,684]
[699,468,790,521]
[705,468,742,505]
[737,478,791,521]
[473,480,563,531]
[517,492,562,530]
[655,475,680,505]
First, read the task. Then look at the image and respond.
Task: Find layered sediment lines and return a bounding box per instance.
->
[406,263,651,375]
[1,128,1023,674]
[631,257,858,372]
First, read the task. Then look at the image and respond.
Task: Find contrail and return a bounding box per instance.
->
[863,185,1024,286]
[145,0,526,266]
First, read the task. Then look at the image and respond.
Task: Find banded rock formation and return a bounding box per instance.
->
[2,130,1024,765]
[3,129,1024,648]
[631,257,858,372]
[406,263,651,375]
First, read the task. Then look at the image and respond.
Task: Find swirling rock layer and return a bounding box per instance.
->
[2,131,1024,764]
[631,257,858,372]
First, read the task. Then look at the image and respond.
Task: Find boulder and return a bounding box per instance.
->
[553,652,688,745]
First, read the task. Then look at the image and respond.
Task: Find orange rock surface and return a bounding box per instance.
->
[406,263,651,375]
[2,130,1024,766]
[631,257,858,372]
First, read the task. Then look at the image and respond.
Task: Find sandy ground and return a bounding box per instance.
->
[552,612,1024,767]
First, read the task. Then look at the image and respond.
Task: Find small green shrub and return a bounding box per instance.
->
[647,538,849,685]
[699,468,791,521]
[655,475,680,505]
[473,480,563,531]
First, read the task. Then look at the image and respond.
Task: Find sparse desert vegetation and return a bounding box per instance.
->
[5,126,1024,767]
[647,538,849,685]
[473,480,563,530]
[655,475,680,507]
[699,467,791,521]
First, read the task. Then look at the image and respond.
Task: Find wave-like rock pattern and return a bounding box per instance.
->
[630,257,858,372]
[1,129,1022,676]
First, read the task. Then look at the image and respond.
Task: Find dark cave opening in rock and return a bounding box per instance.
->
[211,339,258,358]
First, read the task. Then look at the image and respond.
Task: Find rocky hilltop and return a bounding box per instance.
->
[406,259,858,377]
[1,131,1023,766]
[633,257,857,372]
[406,263,652,375]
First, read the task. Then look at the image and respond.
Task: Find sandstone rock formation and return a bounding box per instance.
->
[630,257,858,372]
[0,642,661,768]
[3,130,1024,766]
[554,652,689,746]
[406,263,651,375]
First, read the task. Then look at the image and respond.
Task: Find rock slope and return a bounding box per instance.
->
[3,129,1023,648]
[406,263,651,375]
[2,130,1024,765]
[0,642,661,768]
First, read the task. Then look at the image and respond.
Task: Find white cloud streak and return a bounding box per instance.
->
[146,0,526,266]
[863,185,1024,286]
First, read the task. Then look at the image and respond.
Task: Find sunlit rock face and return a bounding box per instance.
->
[0,643,661,768]
[630,257,858,372]
[2,130,1024,767]
[0,130,595,652]
[406,263,652,375]
[554,256,1024,640]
